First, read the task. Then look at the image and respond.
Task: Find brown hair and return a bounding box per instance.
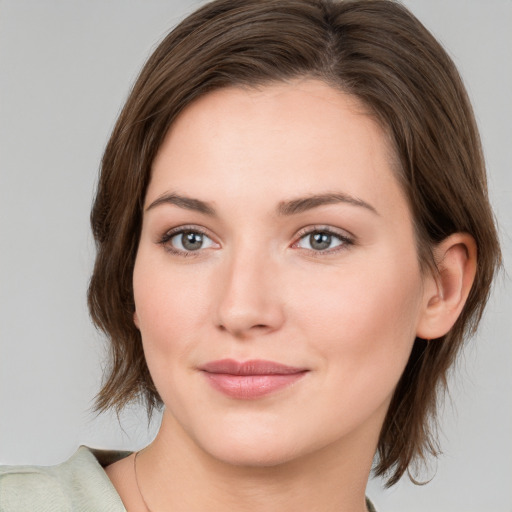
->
[88,0,501,486]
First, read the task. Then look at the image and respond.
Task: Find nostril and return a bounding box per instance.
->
[216,323,270,333]
[214,274,286,337]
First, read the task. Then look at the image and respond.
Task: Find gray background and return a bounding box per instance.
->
[0,1,510,510]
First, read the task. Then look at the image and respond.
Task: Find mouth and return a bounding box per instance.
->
[199,359,309,399]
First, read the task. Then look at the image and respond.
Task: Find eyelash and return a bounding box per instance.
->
[158,225,216,257]
[157,225,354,257]
[292,226,354,256]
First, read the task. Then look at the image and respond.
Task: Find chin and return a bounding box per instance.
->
[194,423,307,468]
[208,441,301,468]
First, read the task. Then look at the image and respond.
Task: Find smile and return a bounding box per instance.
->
[199,359,309,399]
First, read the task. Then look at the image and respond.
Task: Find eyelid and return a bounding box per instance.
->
[291,225,355,253]
[158,224,220,255]
[157,223,354,257]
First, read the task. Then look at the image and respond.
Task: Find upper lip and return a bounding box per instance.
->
[200,359,308,375]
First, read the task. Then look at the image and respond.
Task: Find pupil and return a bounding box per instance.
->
[310,232,331,250]
[182,232,203,250]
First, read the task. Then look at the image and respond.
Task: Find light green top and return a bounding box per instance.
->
[0,446,128,511]
[0,446,377,511]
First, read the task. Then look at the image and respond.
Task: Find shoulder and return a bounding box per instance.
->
[0,446,130,512]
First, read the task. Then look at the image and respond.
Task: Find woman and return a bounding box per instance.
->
[0,0,502,510]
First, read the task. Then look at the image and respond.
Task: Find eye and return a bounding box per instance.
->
[160,227,218,255]
[294,228,353,253]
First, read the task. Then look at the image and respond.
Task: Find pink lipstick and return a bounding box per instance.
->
[200,359,308,399]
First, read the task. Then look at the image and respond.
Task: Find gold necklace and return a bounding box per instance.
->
[134,450,153,512]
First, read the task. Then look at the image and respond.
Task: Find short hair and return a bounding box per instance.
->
[88,0,501,486]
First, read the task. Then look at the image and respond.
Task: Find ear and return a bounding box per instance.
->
[416,233,477,340]
[133,310,140,330]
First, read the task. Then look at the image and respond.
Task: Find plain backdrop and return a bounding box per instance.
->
[0,1,511,511]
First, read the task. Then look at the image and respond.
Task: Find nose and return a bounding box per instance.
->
[214,247,285,339]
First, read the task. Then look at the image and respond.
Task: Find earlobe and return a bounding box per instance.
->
[416,233,477,340]
[133,310,140,329]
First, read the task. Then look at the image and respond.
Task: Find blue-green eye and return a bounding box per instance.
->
[162,229,217,254]
[295,230,351,252]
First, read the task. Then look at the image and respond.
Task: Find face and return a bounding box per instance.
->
[133,80,430,467]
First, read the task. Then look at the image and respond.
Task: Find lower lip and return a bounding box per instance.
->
[203,372,307,399]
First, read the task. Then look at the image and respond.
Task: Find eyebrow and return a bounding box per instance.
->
[145,191,378,217]
[146,193,217,216]
[277,192,379,216]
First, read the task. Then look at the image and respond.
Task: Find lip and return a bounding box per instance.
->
[199,359,308,399]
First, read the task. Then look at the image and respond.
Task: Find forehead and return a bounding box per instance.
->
[148,79,408,221]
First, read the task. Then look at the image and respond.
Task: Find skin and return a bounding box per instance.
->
[106,79,476,512]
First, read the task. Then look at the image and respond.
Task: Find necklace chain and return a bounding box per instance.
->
[134,450,153,512]
[133,449,373,512]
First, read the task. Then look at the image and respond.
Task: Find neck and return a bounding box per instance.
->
[135,411,380,512]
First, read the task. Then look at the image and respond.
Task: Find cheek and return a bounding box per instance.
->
[286,259,424,439]
[133,253,201,360]
[294,254,424,384]
[132,248,222,398]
